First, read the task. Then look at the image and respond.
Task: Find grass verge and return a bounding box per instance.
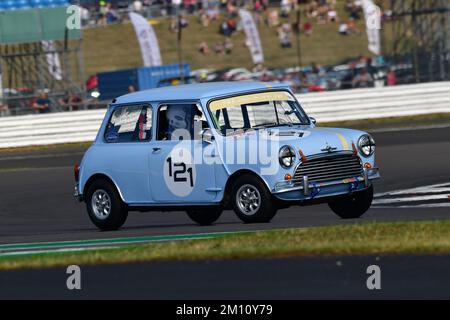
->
[322,113,450,131]
[1,220,449,270]
[0,142,92,155]
[82,2,375,76]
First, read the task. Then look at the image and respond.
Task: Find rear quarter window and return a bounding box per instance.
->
[104,105,152,143]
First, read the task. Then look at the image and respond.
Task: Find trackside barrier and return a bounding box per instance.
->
[299,81,450,122]
[0,81,449,148]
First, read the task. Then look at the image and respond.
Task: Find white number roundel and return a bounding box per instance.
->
[164,146,196,197]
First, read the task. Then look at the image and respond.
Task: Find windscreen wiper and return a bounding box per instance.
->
[252,122,278,129]
[265,123,294,128]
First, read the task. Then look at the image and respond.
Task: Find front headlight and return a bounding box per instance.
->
[279,145,296,168]
[358,134,376,157]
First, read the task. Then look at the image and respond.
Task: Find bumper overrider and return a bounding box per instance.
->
[272,167,380,201]
[74,183,83,202]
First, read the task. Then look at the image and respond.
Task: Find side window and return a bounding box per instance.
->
[157,104,206,141]
[104,105,152,143]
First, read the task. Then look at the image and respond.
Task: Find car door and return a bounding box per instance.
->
[148,103,218,204]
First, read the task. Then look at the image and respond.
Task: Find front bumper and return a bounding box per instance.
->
[272,167,380,201]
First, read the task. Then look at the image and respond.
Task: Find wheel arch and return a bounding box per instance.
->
[222,169,271,207]
[82,173,125,203]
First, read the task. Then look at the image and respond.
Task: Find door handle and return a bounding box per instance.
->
[205,151,217,158]
[152,147,161,153]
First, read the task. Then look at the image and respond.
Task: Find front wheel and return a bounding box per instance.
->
[186,207,223,226]
[328,185,373,219]
[86,179,128,231]
[231,175,277,223]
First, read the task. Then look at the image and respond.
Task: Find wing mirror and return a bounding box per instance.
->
[201,129,215,144]
[309,117,317,125]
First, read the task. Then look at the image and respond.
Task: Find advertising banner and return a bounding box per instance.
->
[129,12,162,67]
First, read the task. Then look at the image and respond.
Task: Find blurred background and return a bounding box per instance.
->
[0,0,449,116]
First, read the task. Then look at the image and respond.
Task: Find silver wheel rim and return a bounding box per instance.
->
[91,189,111,220]
[236,184,261,216]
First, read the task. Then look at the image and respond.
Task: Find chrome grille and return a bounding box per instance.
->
[294,154,363,184]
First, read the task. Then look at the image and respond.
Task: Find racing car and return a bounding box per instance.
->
[74,82,379,230]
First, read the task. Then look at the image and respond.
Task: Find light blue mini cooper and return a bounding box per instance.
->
[74,82,379,231]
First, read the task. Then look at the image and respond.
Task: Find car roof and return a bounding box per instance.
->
[112,81,291,105]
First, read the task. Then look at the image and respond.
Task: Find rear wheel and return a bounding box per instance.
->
[231,175,277,223]
[86,179,128,231]
[328,185,373,219]
[186,207,223,226]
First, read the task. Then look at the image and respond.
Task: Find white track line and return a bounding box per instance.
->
[373,182,450,208]
[373,203,450,209]
[374,182,450,198]
[373,194,450,205]
[0,246,118,258]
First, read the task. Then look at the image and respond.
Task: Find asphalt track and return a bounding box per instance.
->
[0,126,449,299]
[0,126,449,245]
[1,255,449,299]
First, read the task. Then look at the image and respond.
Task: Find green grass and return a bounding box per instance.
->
[82,2,377,76]
[0,141,91,155]
[1,221,449,270]
[322,113,450,131]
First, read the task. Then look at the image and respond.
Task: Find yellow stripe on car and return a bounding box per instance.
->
[336,133,350,150]
[209,91,293,111]
[260,82,273,89]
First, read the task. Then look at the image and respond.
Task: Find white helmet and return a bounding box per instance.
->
[166,105,190,130]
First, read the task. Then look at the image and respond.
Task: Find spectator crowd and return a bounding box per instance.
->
[73,0,379,60]
[0,90,95,117]
[0,1,396,117]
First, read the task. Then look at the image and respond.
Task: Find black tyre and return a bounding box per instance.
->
[186,207,223,226]
[85,179,128,231]
[328,185,374,219]
[231,175,277,223]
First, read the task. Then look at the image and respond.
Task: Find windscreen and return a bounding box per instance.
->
[208,91,310,135]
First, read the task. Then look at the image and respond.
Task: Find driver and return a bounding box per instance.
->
[166,105,202,140]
